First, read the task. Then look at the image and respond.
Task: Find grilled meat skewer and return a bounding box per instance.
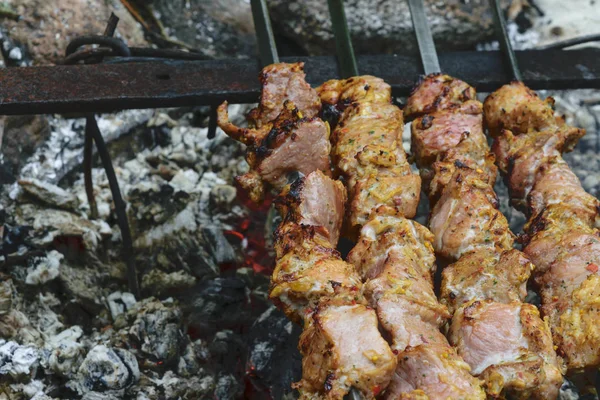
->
[318,77,421,235]
[218,62,331,203]
[219,63,397,399]
[407,74,563,399]
[320,76,486,399]
[274,170,397,399]
[484,82,600,373]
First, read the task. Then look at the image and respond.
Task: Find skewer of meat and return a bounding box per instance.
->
[406,74,563,399]
[217,62,331,204]
[319,76,486,399]
[483,82,600,380]
[218,63,397,399]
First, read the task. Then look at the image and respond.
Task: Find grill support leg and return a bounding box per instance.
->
[86,115,139,297]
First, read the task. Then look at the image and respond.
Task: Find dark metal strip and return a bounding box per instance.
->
[250,0,279,66]
[488,0,522,81]
[0,50,599,116]
[327,0,359,78]
[407,0,440,75]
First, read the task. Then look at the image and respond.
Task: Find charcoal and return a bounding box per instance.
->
[0,224,31,257]
[186,278,250,336]
[0,115,50,180]
[201,226,237,266]
[126,299,184,368]
[209,330,245,371]
[25,250,63,285]
[214,373,242,400]
[159,370,215,399]
[246,306,302,400]
[73,345,140,394]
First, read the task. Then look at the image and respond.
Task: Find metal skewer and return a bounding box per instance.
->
[325,2,368,400]
[488,0,523,81]
[327,0,358,78]
[250,0,279,66]
[407,0,441,75]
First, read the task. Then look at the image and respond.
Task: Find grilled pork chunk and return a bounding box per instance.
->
[217,63,331,203]
[348,214,486,400]
[485,82,600,372]
[408,74,563,398]
[272,170,397,399]
[318,76,420,233]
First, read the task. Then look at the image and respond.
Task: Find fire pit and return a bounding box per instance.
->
[0,0,599,399]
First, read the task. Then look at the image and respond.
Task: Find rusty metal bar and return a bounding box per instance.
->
[0,50,599,116]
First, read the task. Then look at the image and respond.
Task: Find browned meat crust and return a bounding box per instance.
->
[316,75,487,399]
[217,63,331,203]
[271,171,397,399]
[317,76,420,235]
[408,74,563,399]
[484,82,600,373]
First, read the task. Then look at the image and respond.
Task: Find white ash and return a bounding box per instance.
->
[17,178,80,211]
[40,326,85,378]
[107,292,137,321]
[18,110,154,184]
[25,250,63,285]
[0,340,39,377]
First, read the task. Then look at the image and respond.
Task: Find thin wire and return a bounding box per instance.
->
[488,0,522,81]
[327,0,359,78]
[250,0,279,66]
[407,0,441,75]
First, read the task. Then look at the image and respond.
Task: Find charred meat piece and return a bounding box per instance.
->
[408,74,563,399]
[318,76,420,234]
[217,63,331,203]
[248,62,321,126]
[404,73,476,120]
[485,81,600,372]
[271,171,397,399]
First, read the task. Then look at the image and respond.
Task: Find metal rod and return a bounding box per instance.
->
[407,0,441,75]
[488,0,522,81]
[83,13,118,217]
[208,105,218,139]
[536,33,600,50]
[327,0,359,78]
[250,0,279,66]
[83,129,98,220]
[87,115,140,297]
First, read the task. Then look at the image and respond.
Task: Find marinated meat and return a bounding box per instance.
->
[272,171,397,399]
[217,63,330,203]
[484,81,600,372]
[408,74,563,398]
[318,76,420,233]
